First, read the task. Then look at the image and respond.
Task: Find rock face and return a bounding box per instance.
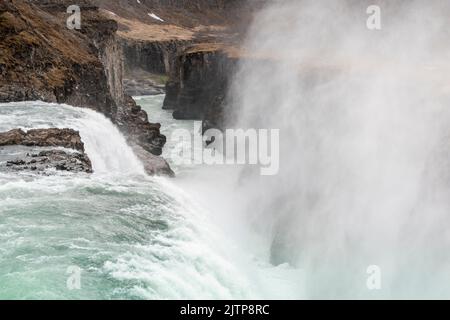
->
[96,0,260,134]
[132,145,175,177]
[0,128,93,173]
[121,39,191,96]
[122,40,191,76]
[117,95,167,156]
[0,0,172,174]
[0,128,85,152]
[0,0,115,114]
[163,46,238,131]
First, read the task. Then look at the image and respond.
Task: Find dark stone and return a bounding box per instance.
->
[163,48,237,131]
[3,150,93,174]
[0,128,85,152]
[0,128,92,174]
[132,145,175,177]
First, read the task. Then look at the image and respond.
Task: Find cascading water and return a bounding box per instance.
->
[3,0,449,300]
[0,101,144,176]
[0,100,277,299]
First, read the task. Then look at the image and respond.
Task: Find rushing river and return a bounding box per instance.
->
[0,96,301,300]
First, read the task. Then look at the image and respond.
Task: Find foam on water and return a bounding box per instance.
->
[0,100,297,299]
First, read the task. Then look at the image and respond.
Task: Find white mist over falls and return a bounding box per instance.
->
[226,0,450,298]
[2,0,450,299]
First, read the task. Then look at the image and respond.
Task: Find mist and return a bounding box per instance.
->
[226,0,450,298]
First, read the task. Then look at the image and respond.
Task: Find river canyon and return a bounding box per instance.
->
[1,0,450,300]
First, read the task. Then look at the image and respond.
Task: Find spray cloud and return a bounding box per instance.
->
[228,0,450,298]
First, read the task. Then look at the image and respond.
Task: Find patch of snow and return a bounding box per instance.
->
[148,13,164,22]
[137,0,141,4]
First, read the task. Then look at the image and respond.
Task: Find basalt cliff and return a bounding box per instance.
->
[94,0,263,131]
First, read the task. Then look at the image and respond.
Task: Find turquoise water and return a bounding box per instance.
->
[0,97,302,300]
[0,98,262,299]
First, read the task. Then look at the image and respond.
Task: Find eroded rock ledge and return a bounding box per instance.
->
[0,128,85,152]
[5,150,93,174]
[0,128,92,173]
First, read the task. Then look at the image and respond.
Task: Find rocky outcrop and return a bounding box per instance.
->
[0,128,92,173]
[132,145,175,177]
[163,46,238,131]
[95,21,126,108]
[0,128,85,152]
[4,150,93,174]
[117,95,167,155]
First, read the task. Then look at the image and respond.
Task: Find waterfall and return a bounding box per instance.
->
[67,109,145,176]
[227,0,450,298]
[0,101,145,176]
[0,99,261,299]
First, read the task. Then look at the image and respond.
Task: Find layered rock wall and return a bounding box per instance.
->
[122,39,192,75]
[163,47,238,131]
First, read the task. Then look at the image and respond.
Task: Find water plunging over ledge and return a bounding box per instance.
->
[0,98,301,299]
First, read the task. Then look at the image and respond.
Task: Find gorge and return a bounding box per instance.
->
[0,0,286,300]
[1,0,450,300]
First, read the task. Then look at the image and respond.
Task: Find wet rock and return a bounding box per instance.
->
[132,145,174,177]
[0,128,92,174]
[117,96,167,156]
[6,159,25,166]
[4,150,92,173]
[0,128,85,152]
[163,81,181,110]
[163,46,237,132]
[6,150,92,173]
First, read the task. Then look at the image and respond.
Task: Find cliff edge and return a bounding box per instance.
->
[0,0,173,175]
